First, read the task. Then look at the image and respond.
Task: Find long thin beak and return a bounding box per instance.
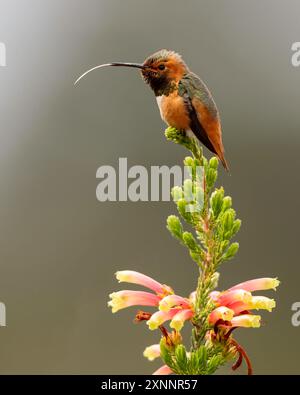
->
[74,62,145,85]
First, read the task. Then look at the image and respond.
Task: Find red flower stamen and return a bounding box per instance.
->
[230,338,253,375]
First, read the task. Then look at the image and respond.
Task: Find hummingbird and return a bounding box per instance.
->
[75,49,229,170]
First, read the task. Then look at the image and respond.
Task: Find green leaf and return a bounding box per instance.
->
[222,196,232,211]
[209,156,219,170]
[172,186,183,202]
[167,215,183,240]
[223,242,239,261]
[184,156,195,170]
[159,339,175,370]
[210,188,224,218]
[222,208,236,233]
[206,168,217,189]
[232,219,242,236]
[175,345,188,372]
[177,199,194,224]
[182,231,199,251]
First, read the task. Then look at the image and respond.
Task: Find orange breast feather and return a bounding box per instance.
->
[160,92,190,130]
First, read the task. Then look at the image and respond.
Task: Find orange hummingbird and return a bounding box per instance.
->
[75,49,229,170]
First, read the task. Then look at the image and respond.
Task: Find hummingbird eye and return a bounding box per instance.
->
[158,64,165,70]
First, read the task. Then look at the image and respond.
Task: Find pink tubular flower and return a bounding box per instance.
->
[228,296,276,315]
[170,309,194,331]
[152,365,173,375]
[108,290,160,313]
[228,277,280,292]
[116,271,173,296]
[208,306,234,325]
[208,276,279,336]
[109,270,280,375]
[207,277,279,376]
[219,314,261,329]
[147,309,181,330]
[231,314,261,328]
[143,344,161,361]
[159,294,191,311]
[216,289,252,306]
[209,291,221,302]
[109,270,194,332]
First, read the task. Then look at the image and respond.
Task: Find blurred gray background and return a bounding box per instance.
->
[0,0,299,374]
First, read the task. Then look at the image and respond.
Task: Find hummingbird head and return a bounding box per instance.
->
[141,50,188,95]
[74,49,188,96]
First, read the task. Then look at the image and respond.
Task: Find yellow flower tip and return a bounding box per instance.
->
[273,278,280,290]
[158,295,190,312]
[251,315,261,328]
[267,302,276,312]
[250,296,276,312]
[107,301,118,313]
[143,345,160,361]
[231,314,261,328]
[115,271,128,283]
[221,308,234,322]
[108,292,125,313]
[170,319,184,332]
[208,306,234,325]
[244,314,261,328]
[241,290,252,304]
[147,320,159,331]
[158,300,170,312]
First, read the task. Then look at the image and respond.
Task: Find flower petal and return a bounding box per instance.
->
[159,295,191,312]
[249,296,276,312]
[143,344,160,361]
[208,306,234,325]
[209,291,221,302]
[230,314,261,328]
[108,290,160,313]
[152,365,173,375]
[170,309,194,331]
[115,270,173,295]
[147,309,180,330]
[217,289,252,306]
[228,278,280,292]
[228,296,276,314]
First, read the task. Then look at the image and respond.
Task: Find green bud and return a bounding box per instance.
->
[210,188,224,218]
[222,196,232,211]
[167,215,183,240]
[194,186,204,212]
[172,186,183,202]
[175,344,188,371]
[219,239,230,252]
[223,208,235,233]
[223,242,239,261]
[190,251,202,264]
[182,231,199,251]
[232,219,242,236]
[206,168,217,189]
[209,157,219,170]
[177,199,193,224]
[159,339,174,367]
[183,179,194,202]
[184,156,194,168]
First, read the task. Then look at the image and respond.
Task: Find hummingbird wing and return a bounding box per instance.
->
[178,73,228,170]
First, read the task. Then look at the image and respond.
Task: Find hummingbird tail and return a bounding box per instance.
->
[219,154,230,172]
